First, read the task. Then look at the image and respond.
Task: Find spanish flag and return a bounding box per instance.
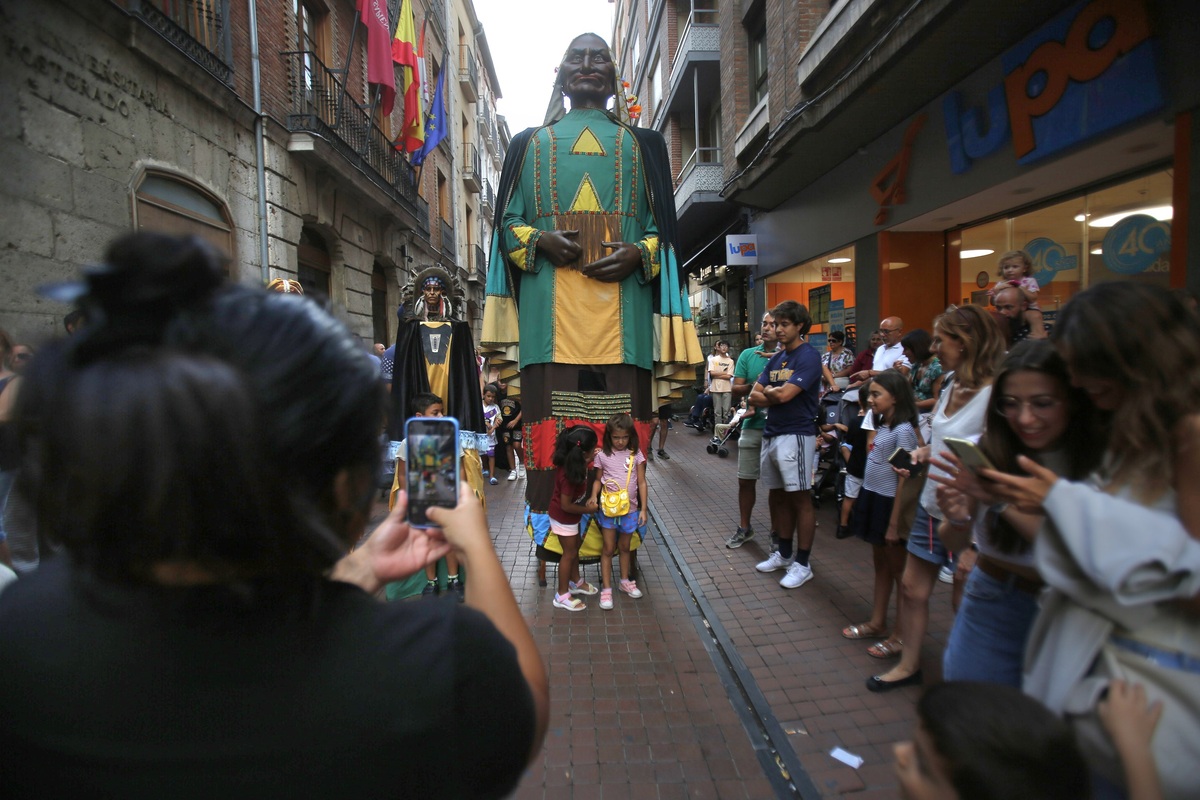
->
[392,0,423,153]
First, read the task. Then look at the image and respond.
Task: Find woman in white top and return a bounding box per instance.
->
[931,340,1102,687]
[984,283,1200,800]
[866,304,1006,692]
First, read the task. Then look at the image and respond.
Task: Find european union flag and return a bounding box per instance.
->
[412,65,446,166]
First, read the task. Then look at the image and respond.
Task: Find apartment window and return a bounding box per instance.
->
[438,170,450,223]
[295,0,330,94]
[134,172,234,263]
[748,16,768,107]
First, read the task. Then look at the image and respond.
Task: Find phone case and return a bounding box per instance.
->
[943,436,996,472]
[405,416,461,527]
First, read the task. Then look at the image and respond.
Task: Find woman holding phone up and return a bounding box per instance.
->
[0,233,548,798]
[981,283,1200,799]
[930,340,1101,687]
[866,304,1005,692]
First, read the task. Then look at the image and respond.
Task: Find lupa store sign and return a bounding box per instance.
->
[943,0,1163,174]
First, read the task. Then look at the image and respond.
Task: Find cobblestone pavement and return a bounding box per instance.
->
[476,422,957,799]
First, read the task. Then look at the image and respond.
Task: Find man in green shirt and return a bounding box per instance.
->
[725,312,780,548]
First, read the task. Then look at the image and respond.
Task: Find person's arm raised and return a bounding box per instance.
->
[427,484,549,762]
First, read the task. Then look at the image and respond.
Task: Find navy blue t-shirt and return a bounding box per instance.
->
[756,342,822,437]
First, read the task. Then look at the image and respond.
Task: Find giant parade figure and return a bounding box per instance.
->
[481,33,702,557]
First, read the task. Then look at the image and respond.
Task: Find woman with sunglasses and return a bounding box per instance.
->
[983,283,1200,799]
[866,304,1005,691]
[930,341,1101,686]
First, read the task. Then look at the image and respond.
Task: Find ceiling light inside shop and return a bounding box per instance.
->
[1088,205,1173,227]
[1091,248,1103,254]
[828,257,851,263]
[1074,214,1087,222]
[887,262,909,269]
[960,249,995,259]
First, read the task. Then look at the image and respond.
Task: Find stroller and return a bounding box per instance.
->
[683,391,714,434]
[706,405,749,458]
[812,388,858,505]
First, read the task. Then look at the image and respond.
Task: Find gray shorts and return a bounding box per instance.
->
[759,434,817,492]
[737,427,764,480]
[844,474,863,500]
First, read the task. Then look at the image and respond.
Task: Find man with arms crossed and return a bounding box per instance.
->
[725,312,779,549]
[749,301,823,589]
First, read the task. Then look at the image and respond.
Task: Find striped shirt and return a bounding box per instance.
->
[863,421,919,497]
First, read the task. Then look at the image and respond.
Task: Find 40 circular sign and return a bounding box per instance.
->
[1101,214,1171,275]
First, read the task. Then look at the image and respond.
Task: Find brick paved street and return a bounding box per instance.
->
[476,421,958,799]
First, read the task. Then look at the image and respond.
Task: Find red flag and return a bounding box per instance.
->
[392,1,423,152]
[357,0,395,116]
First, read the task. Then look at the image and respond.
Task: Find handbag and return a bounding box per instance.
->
[599,454,634,517]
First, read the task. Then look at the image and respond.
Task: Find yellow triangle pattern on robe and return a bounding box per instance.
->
[569,174,604,213]
[570,127,607,156]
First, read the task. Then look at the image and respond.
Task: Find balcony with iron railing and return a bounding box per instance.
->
[440,218,456,262]
[480,179,495,217]
[462,143,481,193]
[459,47,478,102]
[468,243,487,284]
[283,50,428,233]
[128,0,233,84]
[478,107,499,158]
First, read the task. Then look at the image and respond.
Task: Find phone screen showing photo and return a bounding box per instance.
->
[405,418,460,527]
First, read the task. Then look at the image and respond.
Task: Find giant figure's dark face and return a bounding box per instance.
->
[560,34,616,108]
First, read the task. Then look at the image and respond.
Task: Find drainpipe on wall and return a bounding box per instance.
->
[248,0,271,284]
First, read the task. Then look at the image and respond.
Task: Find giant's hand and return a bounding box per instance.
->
[581,241,641,283]
[536,230,583,267]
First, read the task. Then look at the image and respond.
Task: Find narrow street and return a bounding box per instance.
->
[478,423,958,799]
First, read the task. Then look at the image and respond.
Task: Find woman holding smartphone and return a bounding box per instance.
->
[981,283,1200,799]
[866,304,1005,692]
[930,341,1101,686]
[0,233,548,798]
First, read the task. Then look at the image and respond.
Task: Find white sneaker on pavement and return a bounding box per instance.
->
[780,561,814,589]
[755,551,791,573]
[507,470,518,481]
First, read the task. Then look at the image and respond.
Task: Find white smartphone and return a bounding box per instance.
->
[405,416,460,527]
[942,436,996,473]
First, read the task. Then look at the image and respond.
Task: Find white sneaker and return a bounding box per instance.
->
[780,561,814,589]
[756,551,791,573]
[517,467,526,479]
[938,565,954,584]
[507,470,518,481]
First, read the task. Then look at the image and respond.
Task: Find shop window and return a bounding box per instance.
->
[955,169,1173,324]
[297,226,332,303]
[764,245,857,349]
[134,172,235,263]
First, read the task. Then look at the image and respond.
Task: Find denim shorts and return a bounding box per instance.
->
[598,508,640,534]
[905,505,948,564]
[942,565,1040,687]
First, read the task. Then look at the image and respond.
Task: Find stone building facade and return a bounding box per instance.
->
[0,0,504,348]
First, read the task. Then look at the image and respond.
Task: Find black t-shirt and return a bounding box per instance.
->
[498,397,522,432]
[844,413,869,478]
[0,557,535,799]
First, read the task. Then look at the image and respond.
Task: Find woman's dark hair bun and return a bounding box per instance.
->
[73,233,227,362]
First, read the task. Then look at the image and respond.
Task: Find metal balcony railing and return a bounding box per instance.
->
[128,0,233,84]
[469,243,487,283]
[481,179,495,217]
[283,50,427,230]
[462,143,481,192]
[459,47,478,102]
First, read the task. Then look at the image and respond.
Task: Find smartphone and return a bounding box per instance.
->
[942,436,996,473]
[405,416,460,527]
[887,446,917,473]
